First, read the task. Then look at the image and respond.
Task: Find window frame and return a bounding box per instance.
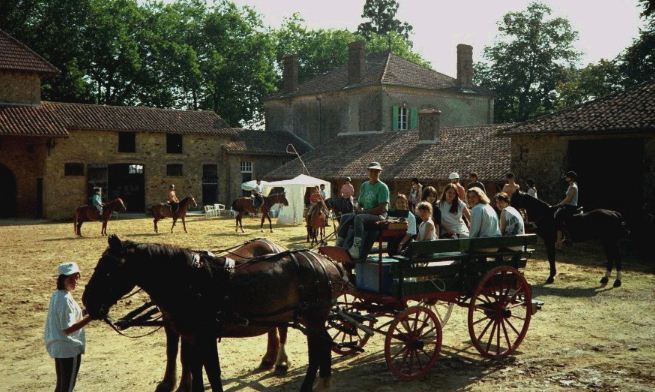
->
[398,106,408,130]
[166,164,184,177]
[118,132,136,153]
[166,133,183,154]
[240,161,253,174]
[64,163,84,176]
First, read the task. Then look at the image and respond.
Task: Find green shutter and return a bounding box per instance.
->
[410,107,418,129]
[392,105,399,130]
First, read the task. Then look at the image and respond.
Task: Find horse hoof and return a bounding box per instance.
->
[613,279,622,288]
[274,364,289,376]
[258,359,274,371]
[155,381,174,392]
[600,276,609,285]
[545,276,555,284]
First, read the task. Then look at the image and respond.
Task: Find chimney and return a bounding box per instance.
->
[283,54,298,93]
[348,41,366,85]
[456,44,473,89]
[418,108,441,144]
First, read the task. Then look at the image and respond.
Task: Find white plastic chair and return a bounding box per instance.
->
[204,205,217,219]
[215,203,226,216]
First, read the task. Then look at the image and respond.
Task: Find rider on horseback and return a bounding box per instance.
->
[167,184,180,213]
[554,171,579,249]
[90,188,103,216]
[252,179,264,214]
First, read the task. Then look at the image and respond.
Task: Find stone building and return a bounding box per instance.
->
[266,109,510,198]
[500,81,655,222]
[265,41,494,147]
[0,30,306,219]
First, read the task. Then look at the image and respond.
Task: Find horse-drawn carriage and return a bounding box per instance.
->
[320,222,542,380]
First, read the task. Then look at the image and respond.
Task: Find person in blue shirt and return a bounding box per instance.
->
[90,188,103,216]
[467,187,500,238]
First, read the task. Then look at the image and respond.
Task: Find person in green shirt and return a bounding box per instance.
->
[336,162,390,259]
[90,188,103,216]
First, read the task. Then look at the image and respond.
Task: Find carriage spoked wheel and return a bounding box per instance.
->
[384,305,442,380]
[419,299,454,328]
[328,293,374,355]
[468,266,532,358]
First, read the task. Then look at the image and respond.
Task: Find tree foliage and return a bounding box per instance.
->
[618,0,655,88]
[357,0,413,40]
[474,2,580,122]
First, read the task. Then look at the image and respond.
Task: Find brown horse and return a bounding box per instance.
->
[150,196,197,233]
[306,203,328,246]
[156,238,290,392]
[74,198,126,236]
[83,235,350,392]
[232,193,288,233]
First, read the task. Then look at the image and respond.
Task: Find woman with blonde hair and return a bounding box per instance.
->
[438,183,471,238]
[467,187,500,238]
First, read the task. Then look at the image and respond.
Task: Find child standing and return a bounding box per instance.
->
[416,201,437,241]
[44,262,92,392]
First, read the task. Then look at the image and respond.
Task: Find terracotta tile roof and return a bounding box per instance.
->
[0,101,230,137]
[265,124,510,181]
[0,29,59,75]
[222,129,312,156]
[500,81,655,135]
[267,52,492,99]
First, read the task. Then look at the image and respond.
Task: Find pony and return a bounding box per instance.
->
[155,238,290,392]
[150,196,197,233]
[74,198,126,236]
[510,191,628,286]
[324,197,354,222]
[306,203,328,246]
[83,235,349,392]
[231,193,288,233]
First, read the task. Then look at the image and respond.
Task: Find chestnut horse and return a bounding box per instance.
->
[231,193,288,233]
[74,198,126,236]
[150,196,197,233]
[155,238,290,392]
[306,203,328,246]
[84,235,349,392]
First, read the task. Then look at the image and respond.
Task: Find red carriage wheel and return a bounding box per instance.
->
[468,266,532,358]
[328,293,373,355]
[384,306,442,380]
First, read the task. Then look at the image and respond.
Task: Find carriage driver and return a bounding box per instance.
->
[90,188,103,216]
[336,162,390,259]
[167,184,180,213]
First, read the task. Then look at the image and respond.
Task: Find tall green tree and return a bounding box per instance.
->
[474,2,580,122]
[555,59,623,108]
[618,0,655,87]
[357,0,413,40]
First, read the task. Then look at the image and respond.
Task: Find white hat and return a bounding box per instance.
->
[58,262,80,276]
[367,162,383,171]
[448,172,460,180]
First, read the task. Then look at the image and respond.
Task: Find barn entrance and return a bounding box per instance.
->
[0,164,17,218]
[108,164,145,212]
[567,138,644,218]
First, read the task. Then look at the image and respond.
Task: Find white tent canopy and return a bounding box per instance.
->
[240,179,270,191]
[262,174,331,225]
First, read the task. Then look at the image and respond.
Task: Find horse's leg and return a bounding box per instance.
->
[260,212,266,232]
[102,218,108,236]
[171,217,177,233]
[313,326,332,392]
[274,326,290,376]
[267,213,273,233]
[176,338,193,392]
[186,340,204,392]
[77,220,83,237]
[199,335,223,392]
[300,330,320,392]
[154,218,159,233]
[542,231,557,283]
[155,323,179,392]
[259,329,280,371]
[182,216,187,233]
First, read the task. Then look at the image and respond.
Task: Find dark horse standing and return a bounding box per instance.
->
[324,197,354,222]
[511,191,628,286]
[232,193,288,233]
[150,196,197,233]
[153,238,291,392]
[83,235,349,392]
[74,198,126,236]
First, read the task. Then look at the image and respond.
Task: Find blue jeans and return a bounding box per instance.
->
[337,213,385,256]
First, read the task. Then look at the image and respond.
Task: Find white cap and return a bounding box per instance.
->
[448,172,460,180]
[58,262,80,276]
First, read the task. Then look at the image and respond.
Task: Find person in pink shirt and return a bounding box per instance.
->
[340,177,355,201]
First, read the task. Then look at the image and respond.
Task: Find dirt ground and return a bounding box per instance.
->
[1,215,654,392]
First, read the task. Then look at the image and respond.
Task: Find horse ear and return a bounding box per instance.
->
[108,234,122,251]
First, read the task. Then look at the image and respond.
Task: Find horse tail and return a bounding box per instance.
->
[231,199,239,212]
[73,209,78,234]
[616,211,630,238]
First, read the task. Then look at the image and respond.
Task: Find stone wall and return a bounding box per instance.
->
[0,71,41,104]
[42,130,232,219]
[0,135,48,217]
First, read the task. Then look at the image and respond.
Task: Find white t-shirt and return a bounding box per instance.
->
[565,183,578,206]
[527,187,538,199]
[253,183,263,194]
[44,290,86,358]
[438,199,469,236]
[501,206,525,236]
[418,218,437,241]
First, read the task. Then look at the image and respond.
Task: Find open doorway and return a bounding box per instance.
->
[0,164,17,218]
[108,164,145,212]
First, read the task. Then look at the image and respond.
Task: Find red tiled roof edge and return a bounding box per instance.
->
[0,29,60,75]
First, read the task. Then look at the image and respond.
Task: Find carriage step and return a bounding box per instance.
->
[531,299,545,315]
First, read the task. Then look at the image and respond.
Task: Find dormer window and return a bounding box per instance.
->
[392,106,418,131]
[398,107,408,130]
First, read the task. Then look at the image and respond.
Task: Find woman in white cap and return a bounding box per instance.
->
[448,172,467,201]
[45,262,92,392]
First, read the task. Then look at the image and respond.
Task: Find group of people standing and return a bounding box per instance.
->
[335,164,542,260]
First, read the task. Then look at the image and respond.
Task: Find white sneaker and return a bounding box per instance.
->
[348,237,362,259]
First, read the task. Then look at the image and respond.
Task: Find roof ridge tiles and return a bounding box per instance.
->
[0,29,60,75]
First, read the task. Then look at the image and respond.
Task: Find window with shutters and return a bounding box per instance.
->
[398,107,408,130]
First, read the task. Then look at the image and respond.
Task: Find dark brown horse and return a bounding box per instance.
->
[155,238,290,392]
[150,196,197,233]
[306,203,328,246]
[74,198,126,236]
[232,193,288,233]
[83,235,349,392]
